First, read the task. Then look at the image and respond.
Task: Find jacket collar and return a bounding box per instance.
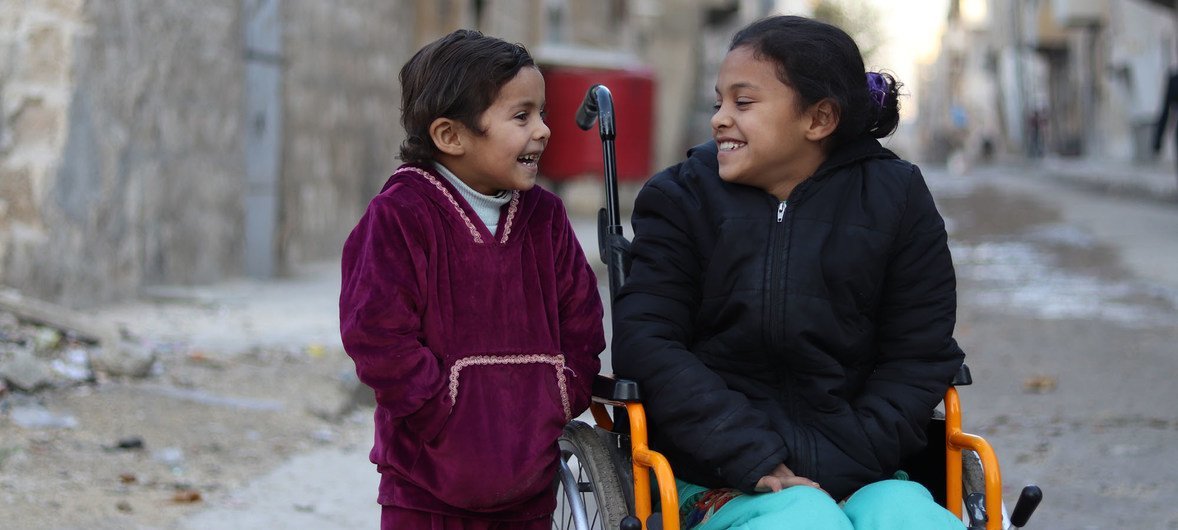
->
[686,140,719,170]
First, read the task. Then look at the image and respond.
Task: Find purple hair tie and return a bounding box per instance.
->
[866,72,888,108]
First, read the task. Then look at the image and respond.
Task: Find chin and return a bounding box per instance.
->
[513,177,538,191]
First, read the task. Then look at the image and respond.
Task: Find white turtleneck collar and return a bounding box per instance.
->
[433,162,512,234]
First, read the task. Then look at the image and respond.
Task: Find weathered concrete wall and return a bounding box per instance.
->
[0,0,84,300]
[1,0,420,306]
[278,0,414,268]
[279,0,577,268]
[1,0,246,307]
[1103,0,1176,161]
[0,0,751,308]
[481,0,542,45]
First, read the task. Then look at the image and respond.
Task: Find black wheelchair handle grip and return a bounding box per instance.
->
[575,84,616,139]
[575,87,599,131]
[1010,484,1042,527]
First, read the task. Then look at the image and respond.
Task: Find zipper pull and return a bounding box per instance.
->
[776,201,787,222]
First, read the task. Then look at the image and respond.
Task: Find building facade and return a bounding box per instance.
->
[0,0,776,307]
[918,0,1177,165]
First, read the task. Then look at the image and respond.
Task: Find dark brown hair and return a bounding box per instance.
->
[398,29,535,163]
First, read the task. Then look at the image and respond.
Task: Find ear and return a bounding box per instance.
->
[429,117,465,156]
[805,99,840,142]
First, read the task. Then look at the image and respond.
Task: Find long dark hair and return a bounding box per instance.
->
[398,29,535,163]
[730,16,901,148]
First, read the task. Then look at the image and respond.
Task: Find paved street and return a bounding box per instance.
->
[925,163,1178,529]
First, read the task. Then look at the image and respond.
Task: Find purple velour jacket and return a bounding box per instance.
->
[339,163,605,521]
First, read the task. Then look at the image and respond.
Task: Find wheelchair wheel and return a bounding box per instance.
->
[962,449,985,497]
[553,420,630,530]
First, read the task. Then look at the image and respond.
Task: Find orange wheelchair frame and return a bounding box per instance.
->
[583,369,1029,530]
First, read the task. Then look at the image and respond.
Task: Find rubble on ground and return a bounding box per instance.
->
[0,300,158,397]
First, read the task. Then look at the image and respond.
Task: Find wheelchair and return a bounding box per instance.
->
[551,85,1042,530]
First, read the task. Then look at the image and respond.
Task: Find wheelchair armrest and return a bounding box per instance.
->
[593,374,642,402]
[953,363,972,386]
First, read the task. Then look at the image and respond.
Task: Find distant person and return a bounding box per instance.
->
[1152,69,1178,169]
[613,16,966,529]
[339,29,604,530]
[1027,108,1046,158]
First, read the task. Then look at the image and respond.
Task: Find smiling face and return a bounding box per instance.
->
[712,46,831,200]
[442,67,550,195]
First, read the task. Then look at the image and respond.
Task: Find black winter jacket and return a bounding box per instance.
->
[612,137,965,501]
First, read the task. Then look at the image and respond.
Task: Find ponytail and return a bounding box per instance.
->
[865,71,902,139]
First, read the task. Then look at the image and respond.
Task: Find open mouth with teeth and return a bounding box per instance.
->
[718,141,746,151]
[517,153,542,167]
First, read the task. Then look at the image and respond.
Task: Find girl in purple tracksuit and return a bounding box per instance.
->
[339,29,604,530]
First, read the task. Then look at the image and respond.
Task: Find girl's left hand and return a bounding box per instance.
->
[754,463,826,494]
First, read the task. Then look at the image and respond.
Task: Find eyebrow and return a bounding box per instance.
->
[507,99,544,111]
[715,81,758,93]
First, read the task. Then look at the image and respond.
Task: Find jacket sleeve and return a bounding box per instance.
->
[613,176,788,493]
[552,202,606,417]
[816,166,964,494]
[339,191,449,439]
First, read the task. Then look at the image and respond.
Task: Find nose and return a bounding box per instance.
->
[535,119,551,142]
[711,104,730,132]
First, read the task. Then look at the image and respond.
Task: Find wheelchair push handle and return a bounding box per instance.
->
[576,84,616,139]
[575,83,626,301]
[1009,484,1042,528]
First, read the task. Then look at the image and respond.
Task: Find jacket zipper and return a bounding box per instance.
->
[769,194,821,477]
[766,198,789,374]
[765,197,804,474]
[764,199,787,350]
[769,199,788,362]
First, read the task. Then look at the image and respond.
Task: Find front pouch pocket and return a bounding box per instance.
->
[415,353,572,513]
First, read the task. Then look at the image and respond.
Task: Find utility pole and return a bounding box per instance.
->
[243,0,283,279]
[1011,0,1028,156]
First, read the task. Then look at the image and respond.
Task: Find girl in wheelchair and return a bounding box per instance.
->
[613,15,967,530]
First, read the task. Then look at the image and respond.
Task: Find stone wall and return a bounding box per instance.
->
[1,0,246,307]
[0,0,733,307]
[278,0,414,269]
[277,0,585,268]
[0,0,83,299]
[0,0,421,307]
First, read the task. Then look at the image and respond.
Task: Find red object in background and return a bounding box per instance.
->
[540,65,655,182]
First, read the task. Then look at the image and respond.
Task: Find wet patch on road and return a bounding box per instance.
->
[937,183,1178,328]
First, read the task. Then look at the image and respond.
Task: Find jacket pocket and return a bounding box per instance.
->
[402,389,452,443]
[415,353,572,512]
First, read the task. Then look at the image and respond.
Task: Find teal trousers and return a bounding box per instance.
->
[678,479,966,530]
